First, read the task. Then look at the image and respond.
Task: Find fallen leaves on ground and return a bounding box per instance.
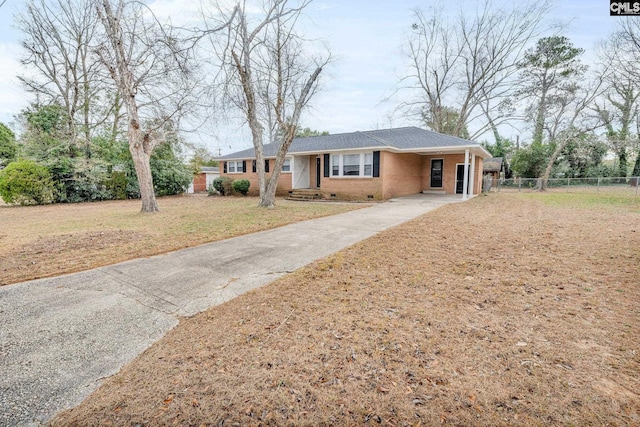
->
[51,193,640,426]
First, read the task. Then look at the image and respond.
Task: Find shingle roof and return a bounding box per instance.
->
[217,126,489,160]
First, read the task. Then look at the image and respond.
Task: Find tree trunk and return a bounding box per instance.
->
[632,150,640,177]
[533,75,548,145]
[539,139,567,191]
[259,175,278,208]
[130,139,159,212]
[258,142,290,208]
[618,148,628,178]
[127,112,159,212]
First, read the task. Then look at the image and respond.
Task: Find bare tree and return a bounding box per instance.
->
[538,77,603,188]
[397,0,550,141]
[16,0,108,156]
[96,0,197,212]
[596,19,640,178]
[205,0,329,208]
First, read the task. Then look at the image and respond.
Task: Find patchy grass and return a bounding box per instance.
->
[0,195,365,286]
[520,192,640,211]
[51,193,640,426]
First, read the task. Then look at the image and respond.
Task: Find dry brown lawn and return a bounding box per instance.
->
[52,193,640,426]
[0,195,364,286]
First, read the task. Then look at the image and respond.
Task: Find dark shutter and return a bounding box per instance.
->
[242,160,247,173]
[252,160,256,173]
[373,151,380,177]
[323,154,330,177]
[223,161,227,174]
[265,159,270,172]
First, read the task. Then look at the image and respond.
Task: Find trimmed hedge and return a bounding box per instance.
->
[232,179,250,196]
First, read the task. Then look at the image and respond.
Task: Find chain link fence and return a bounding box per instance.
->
[484,176,640,195]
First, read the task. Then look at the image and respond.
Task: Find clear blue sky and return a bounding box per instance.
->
[0,0,619,154]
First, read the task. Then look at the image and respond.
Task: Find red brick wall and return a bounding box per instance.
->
[422,154,461,194]
[220,160,292,196]
[315,153,382,200]
[381,152,423,199]
[320,176,384,200]
[422,153,484,195]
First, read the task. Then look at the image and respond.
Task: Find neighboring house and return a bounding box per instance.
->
[187,166,220,193]
[483,157,504,187]
[216,127,491,200]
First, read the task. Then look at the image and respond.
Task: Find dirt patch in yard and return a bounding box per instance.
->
[0,230,149,283]
[52,194,639,426]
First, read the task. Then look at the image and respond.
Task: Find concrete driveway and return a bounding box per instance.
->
[0,194,462,426]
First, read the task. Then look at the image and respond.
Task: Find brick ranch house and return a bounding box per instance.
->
[216,127,492,200]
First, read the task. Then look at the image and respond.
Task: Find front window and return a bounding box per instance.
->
[330,152,374,178]
[364,153,373,176]
[227,161,242,174]
[282,157,291,172]
[343,154,360,176]
[331,155,340,176]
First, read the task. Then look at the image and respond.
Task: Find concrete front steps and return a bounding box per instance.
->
[287,188,323,201]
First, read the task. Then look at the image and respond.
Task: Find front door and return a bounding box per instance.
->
[430,159,443,188]
[456,164,469,194]
[316,157,321,188]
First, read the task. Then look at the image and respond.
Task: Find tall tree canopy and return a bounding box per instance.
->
[517,36,587,145]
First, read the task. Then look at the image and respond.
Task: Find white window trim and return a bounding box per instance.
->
[281,157,293,173]
[329,151,374,178]
[227,160,243,174]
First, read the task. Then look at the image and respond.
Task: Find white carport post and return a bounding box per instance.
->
[462,149,469,200]
[468,153,476,197]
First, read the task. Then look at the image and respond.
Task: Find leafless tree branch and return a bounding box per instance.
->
[392,0,551,142]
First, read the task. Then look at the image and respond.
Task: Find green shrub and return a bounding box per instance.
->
[123,159,192,199]
[150,158,193,197]
[212,176,233,196]
[207,182,219,196]
[232,179,250,196]
[106,171,128,200]
[0,160,55,205]
[48,158,112,203]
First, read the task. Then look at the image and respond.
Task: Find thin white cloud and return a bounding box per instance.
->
[0,42,27,128]
[0,0,622,147]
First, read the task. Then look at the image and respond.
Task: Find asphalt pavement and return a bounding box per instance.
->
[0,194,462,426]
